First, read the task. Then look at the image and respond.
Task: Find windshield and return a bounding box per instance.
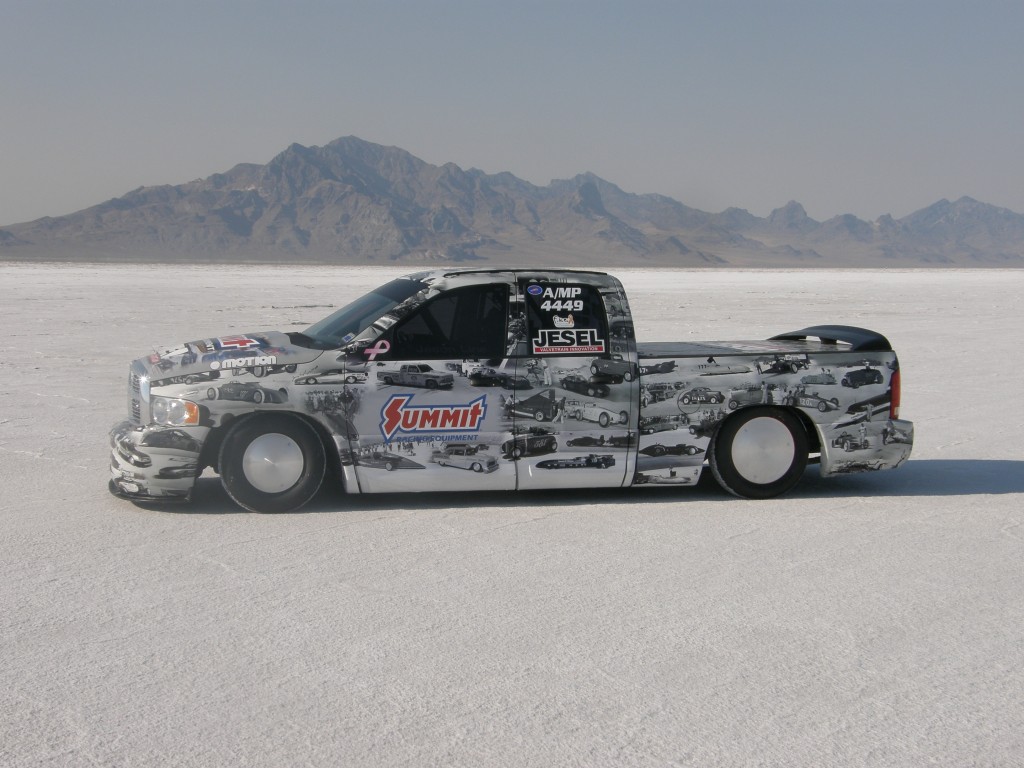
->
[299,277,427,348]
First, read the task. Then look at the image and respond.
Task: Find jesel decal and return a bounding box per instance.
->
[379,394,487,442]
[532,328,605,355]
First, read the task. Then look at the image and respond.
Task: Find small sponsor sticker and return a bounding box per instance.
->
[552,314,575,328]
[215,335,261,350]
[210,354,277,371]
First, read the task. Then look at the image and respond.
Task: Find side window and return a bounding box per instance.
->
[387,284,509,360]
[521,281,610,357]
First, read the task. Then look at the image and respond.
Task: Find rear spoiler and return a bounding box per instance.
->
[770,325,892,352]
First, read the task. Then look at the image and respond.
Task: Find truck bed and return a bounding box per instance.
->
[638,339,837,359]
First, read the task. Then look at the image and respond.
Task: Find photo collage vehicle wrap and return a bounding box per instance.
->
[320,271,643,494]
[111,269,912,502]
[633,343,913,482]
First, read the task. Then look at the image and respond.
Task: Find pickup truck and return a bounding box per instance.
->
[109,269,913,512]
[377,363,454,389]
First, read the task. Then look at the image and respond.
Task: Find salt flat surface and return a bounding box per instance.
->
[1,264,1022,767]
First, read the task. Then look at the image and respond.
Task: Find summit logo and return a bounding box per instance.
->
[379,394,487,442]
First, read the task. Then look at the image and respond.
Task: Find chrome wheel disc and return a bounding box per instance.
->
[242,432,304,493]
[730,417,795,484]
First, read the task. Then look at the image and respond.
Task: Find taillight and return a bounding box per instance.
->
[889,368,901,419]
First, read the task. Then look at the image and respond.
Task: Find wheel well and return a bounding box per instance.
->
[200,412,344,488]
[712,405,821,455]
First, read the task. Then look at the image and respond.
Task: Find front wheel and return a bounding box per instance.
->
[708,407,808,499]
[219,415,326,512]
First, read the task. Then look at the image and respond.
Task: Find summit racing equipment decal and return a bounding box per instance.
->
[532,328,606,355]
[379,394,487,442]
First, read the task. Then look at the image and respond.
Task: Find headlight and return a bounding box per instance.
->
[151,396,201,426]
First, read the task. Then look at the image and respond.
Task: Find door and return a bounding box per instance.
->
[510,274,639,490]
[340,274,518,493]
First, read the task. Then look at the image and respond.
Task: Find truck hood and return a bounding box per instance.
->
[138,331,324,383]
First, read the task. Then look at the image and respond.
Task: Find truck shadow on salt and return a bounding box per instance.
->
[175,458,1024,515]
[798,458,1024,498]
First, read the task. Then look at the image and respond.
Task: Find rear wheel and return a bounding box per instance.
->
[709,407,808,499]
[219,415,326,513]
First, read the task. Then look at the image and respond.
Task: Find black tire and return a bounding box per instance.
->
[471,462,483,473]
[534,410,545,421]
[426,379,438,389]
[598,412,610,427]
[252,390,264,405]
[218,415,326,513]
[709,407,808,499]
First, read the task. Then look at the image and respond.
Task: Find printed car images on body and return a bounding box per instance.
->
[109,269,913,512]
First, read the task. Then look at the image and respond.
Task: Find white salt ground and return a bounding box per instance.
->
[1,264,1021,767]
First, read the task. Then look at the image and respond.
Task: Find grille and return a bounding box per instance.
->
[128,369,142,425]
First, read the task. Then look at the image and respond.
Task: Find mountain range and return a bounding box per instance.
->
[2,135,1022,267]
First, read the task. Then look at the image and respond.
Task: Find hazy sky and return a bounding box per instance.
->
[2,0,1022,225]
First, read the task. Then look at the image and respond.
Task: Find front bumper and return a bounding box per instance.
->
[108,420,210,503]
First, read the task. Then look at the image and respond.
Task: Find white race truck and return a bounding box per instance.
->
[110,269,913,511]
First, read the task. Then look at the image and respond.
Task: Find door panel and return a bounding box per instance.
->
[511,275,639,490]
[335,275,518,493]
